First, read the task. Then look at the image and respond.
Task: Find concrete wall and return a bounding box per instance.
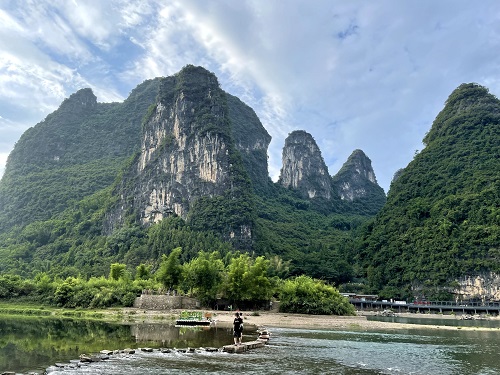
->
[134,295,199,310]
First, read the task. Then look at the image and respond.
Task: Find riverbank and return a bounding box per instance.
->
[119,308,500,332]
[1,302,499,332]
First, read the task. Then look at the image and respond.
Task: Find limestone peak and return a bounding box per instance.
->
[278,130,332,199]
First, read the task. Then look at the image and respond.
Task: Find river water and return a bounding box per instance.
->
[1,316,499,374]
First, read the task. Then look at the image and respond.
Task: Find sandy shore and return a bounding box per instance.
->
[120,309,500,332]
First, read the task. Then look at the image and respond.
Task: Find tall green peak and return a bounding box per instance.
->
[423,83,498,145]
[0,79,160,230]
[105,66,256,249]
[360,83,500,300]
[332,149,386,215]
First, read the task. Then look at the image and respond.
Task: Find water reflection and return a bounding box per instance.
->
[0,317,249,373]
[130,322,245,349]
[0,317,134,373]
[2,317,500,375]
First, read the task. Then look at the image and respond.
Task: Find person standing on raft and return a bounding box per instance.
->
[233,312,243,345]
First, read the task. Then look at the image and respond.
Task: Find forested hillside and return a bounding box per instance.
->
[6,69,497,303]
[0,66,385,290]
[358,83,500,300]
[0,79,160,231]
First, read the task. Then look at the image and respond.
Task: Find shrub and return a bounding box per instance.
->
[279,275,355,315]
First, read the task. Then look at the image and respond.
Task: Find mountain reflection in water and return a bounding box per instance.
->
[0,317,244,373]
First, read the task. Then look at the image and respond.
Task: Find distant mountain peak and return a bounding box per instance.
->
[278,130,332,199]
[59,88,97,113]
[340,149,377,184]
[332,149,383,202]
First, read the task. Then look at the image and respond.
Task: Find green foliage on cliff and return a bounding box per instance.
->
[359,83,500,299]
[226,93,272,194]
[0,78,160,232]
[7,65,478,302]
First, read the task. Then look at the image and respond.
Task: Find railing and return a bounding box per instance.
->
[349,299,500,313]
[349,299,500,307]
[410,301,500,307]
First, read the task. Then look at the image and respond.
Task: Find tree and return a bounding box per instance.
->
[244,256,272,301]
[224,253,273,305]
[183,251,224,306]
[109,263,127,281]
[135,263,152,280]
[224,253,250,303]
[279,275,355,315]
[156,247,183,290]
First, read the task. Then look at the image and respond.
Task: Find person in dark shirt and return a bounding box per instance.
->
[233,312,244,345]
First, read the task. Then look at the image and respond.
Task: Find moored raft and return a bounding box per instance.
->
[175,310,213,326]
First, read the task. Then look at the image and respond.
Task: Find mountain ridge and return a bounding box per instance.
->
[359,82,500,300]
[0,74,497,302]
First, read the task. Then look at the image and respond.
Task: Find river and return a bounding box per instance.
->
[1,316,499,374]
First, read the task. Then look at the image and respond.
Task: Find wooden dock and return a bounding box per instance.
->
[222,339,267,353]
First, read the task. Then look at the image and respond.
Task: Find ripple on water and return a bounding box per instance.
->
[43,326,500,375]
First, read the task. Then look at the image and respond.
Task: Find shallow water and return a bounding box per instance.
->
[1,316,500,374]
[46,327,500,375]
[367,314,500,328]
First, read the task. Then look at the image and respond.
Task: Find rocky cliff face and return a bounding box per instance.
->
[227,94,271,194]
[106,66,255,248]
[278,130,332,199]
[454,273,500,302]
[332,149,382,201]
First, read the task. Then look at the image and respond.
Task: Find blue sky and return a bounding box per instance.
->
[1,1,499,192]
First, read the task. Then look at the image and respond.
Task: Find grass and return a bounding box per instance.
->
[0,301,115,321]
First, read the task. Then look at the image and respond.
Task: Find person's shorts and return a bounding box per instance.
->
[233,330,242,338]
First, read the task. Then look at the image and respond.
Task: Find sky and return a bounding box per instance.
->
[1,1,500,192]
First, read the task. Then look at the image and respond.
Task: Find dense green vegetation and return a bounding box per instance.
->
[2,63,497,308]
[0,79,160,232]
[279,275,355,315]
[358,83,500,300]
[253,185,366,284]
[0,183,363,287]
[0,249,352,314]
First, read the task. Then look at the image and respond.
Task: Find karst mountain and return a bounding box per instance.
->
[0,67,497,301]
